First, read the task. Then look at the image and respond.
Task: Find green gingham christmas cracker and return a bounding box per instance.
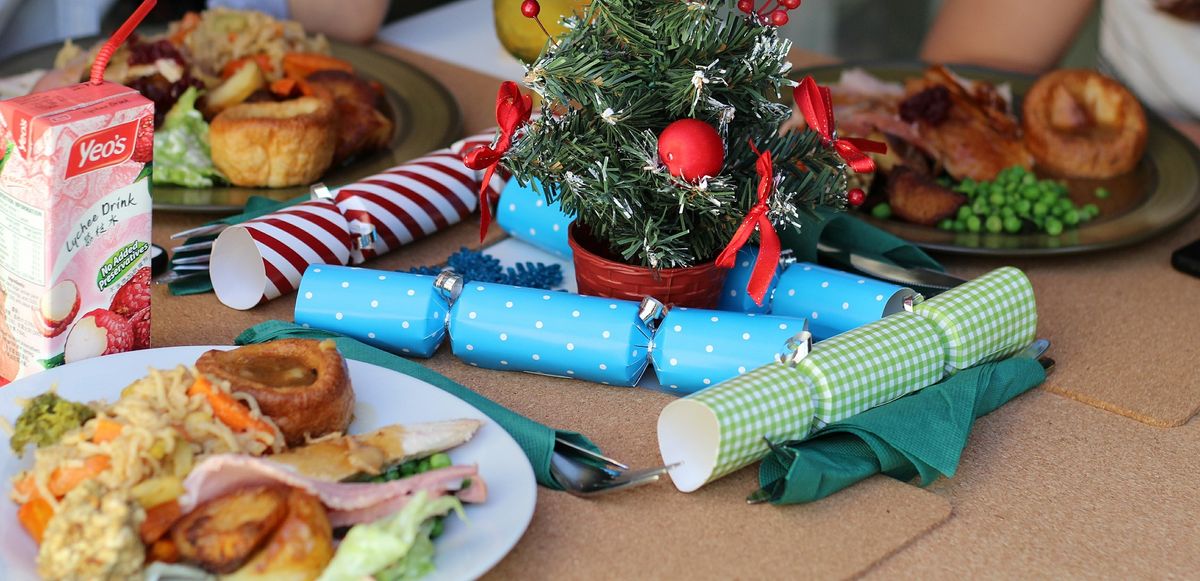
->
[795,311,947,427]
[912,266,1037,373]
[658,363,815,492]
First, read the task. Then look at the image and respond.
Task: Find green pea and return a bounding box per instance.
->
[953,220,966,232]
[957,206,974,220]
[430,453,452,469]
[1021,173,1035,186]
[973,201,990,216]
[966,215,982,233]
[985,215,1003,233]
[988,192,1005,206]
[417,458,432,473]
[401,461,417,476]
[871,203,892,219]
[1003,216,1023,233]
[1015,200,1031,215]
[1045,217,1064,236]
[1033,202,1048,217]
[1083,203,1100,218]
[1063,209,1080,225]
[938,219,954,230]
[1001,207,1015,218]
[1095,187,1111,199]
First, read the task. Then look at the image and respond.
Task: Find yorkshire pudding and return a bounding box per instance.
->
[1022,69,1147,179]
[209,95,337,187]
[196,339,353,446]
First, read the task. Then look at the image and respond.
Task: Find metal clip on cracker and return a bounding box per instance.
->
[775,319,814,367]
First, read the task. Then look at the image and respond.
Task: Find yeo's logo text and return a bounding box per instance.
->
[66,120,138,179]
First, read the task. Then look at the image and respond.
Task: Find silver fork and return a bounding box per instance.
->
[551,438,674,497]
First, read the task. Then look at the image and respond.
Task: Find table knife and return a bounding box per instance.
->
[816,243,967,292]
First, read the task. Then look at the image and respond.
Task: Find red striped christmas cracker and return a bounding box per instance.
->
[208,132,507,310]
[337,132,504,263]
[210,199,353,310]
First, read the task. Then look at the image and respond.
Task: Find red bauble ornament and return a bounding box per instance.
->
[658,119,725,182]
[769,9,789,25]
[847,188,866,207]
[737,0,755,13]
[781,0,801,9]
[521,0,541,18]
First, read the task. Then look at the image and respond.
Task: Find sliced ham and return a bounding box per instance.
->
[179,454,486,528]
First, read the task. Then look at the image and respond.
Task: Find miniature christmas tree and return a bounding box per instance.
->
[468,0,880,304]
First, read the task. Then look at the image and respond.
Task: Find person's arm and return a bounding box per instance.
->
[921,0,1096,74]
[287,0,390,44]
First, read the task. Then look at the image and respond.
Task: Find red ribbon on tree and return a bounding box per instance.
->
[463,81,532,241]
[715,141,781,306]
[794,76,887,174]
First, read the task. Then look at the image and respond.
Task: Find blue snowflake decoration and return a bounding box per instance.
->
[406,247,563,290]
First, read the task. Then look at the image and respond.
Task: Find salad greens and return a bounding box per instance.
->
[152,87,221,188]
[317,491,464,581]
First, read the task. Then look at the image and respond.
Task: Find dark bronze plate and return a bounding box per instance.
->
[796,62,1200,256]
[0,37,461,213]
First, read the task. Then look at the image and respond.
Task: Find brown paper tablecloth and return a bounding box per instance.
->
[149,45,1200,579]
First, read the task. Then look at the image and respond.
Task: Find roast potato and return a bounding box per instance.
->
[224,488,334,581]
[171,485,289,574]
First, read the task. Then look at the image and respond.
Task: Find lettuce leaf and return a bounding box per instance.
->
[317,491,464,581]
[152,87,221,188]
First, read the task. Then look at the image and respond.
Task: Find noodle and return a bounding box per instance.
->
[10,365,286,578]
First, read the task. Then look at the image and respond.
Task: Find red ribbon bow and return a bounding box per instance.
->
[715,140,781,306]
[794,76,887,174]
[463,81,532,241]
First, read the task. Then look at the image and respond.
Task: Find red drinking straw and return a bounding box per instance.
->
[89,0,157,85]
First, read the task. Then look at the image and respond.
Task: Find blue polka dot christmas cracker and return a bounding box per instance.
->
[295,268,449,357]
[717,247,920,340]
[770,262,919,341]
[496,178,573,259]
[293,265,811,392]
[716,247,781,314]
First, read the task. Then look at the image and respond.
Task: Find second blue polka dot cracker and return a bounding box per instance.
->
[770,262,919,341]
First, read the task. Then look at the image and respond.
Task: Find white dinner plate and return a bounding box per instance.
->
[0,346,537,581]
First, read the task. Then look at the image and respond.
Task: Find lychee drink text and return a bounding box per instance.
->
[0,81,153,384]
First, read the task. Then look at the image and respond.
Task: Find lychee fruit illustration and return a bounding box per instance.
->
[110,267,150,317]
[127,307,150,350]
[35,280,80,338]
[64,308,134,363]
[131,114,154,164]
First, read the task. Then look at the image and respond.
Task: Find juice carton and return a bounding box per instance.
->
[0,81,153,384]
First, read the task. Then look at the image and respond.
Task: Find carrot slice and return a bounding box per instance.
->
[140,500,182,544]
[13,474,35,499]
[18,496,54,544]
[148,538,180,564]
[270,78,298,97]
[221,54,273,80]
[92,418,123,443]
[188,376,275,435]
[282,52,354,79]
[48,455,110,497]
[169,12,200,45]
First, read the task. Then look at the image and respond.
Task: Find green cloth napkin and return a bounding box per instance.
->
[755,356,1045,505]
[783,207,945,292]
[169,195,306,296]
[235,320,599,490]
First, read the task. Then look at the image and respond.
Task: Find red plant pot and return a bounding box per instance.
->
[567,224,728,308]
